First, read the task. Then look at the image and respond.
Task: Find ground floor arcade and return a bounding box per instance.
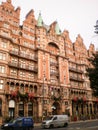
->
[0,96,98,124]
[71,100,98,121]
[0,79,98,124]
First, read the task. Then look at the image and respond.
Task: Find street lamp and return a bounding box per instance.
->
[42,74,45,120]
[42,54,46,120]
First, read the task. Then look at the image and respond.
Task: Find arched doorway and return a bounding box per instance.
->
[52,102,60,115]
[9,100,15,118]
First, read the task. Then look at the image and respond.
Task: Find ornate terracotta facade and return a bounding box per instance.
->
[0,0,97,124]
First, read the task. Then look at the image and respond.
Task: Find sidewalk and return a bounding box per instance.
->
[34,123,41,127]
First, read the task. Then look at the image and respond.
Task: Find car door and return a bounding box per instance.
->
[15,119,22,129]
[52,116,58,127]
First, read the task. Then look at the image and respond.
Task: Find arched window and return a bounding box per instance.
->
[34,85,37,94]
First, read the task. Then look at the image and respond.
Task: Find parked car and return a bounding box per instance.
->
[41,115,69,129]
[1,117,34,130]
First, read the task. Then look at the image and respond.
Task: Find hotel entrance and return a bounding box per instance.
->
[9,100,15,118]
[52,102,60,115]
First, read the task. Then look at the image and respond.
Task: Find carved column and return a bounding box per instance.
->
[15,102,18,117]
[24,102,28,117]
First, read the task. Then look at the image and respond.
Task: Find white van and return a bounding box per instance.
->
[41,115,69,129]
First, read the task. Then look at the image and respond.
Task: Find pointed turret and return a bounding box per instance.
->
[37,12,43,27]
[55,21,61,35]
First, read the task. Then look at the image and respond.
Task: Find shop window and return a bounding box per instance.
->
[28,102,33,116]
[18,102,24,117]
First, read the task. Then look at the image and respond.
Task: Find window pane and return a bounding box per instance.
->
[0,66,5,73]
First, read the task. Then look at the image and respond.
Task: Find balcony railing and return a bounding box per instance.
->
[8,61,18,68]
[9,50,19,56]
[69,67,83,73]
[9,50,38,62]
[50,71,59,76]
[19,52,38,62]
[19,64,38,72]
[50,62,58,67]
[8,62,38,72]
[70,76,84,82]
[50,79,59,85]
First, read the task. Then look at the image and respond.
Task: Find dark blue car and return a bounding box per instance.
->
[1,117,34,130]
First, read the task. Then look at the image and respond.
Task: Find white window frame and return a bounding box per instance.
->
[0,65,5,73]
[0,79,3,89]
[0,52,6,60]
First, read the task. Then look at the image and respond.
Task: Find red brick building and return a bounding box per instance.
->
[0,0,97,123]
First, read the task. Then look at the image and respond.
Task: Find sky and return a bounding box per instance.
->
[1,0,98,49]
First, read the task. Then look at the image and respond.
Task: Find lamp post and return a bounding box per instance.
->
[42,53,46,120]
[42,74,45,120]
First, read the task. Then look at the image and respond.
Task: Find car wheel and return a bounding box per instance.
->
[9,127,13,130]
[64,123,68,127]
[49,124,54,129]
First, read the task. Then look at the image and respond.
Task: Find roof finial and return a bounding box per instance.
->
[37,11,43,27]
[39,10,41,16]
[55,21,61,35]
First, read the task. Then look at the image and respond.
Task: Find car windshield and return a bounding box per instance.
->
[9,119,16,123]
[45,116,53,120]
